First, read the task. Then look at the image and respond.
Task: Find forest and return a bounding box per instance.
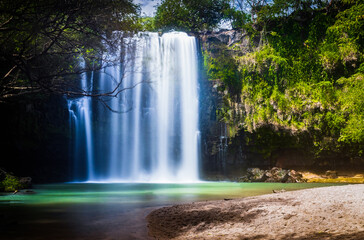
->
[1,1,364,240]
[151,0,364,168]
[1,0,364,179]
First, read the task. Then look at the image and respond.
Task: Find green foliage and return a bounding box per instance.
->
[321,2,364,74]
[224,7,251,29]
[204,46,242,96]
[138,17,157,32]
[154,0,230,32]
[0,0,140,101]
[337,68,364,146]
[238,45,289,88]
[204,0,364,161]
[1,174,23,192]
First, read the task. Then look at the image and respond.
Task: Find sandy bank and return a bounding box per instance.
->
[147,184,364,240]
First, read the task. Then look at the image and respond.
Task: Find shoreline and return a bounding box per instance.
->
[147,184,364,240]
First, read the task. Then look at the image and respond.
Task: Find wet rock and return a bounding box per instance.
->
[247,168,267,182]
[239,168,305,183]
[266,167,289,182]
[24,190,35,194]
[201,30,246,46]
[281,173,290,182]
[19,177,32,188]
[237,176,250,182]
[203,174,228,181]
[273,189,286,193]
[265,171,273,178]
[325,170,338,179]
[0,168,6,182]
[285,176,297,183]
[265,178,277,183]
[288,170,304,183]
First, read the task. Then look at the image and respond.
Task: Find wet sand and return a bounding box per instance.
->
[147,184,364,240]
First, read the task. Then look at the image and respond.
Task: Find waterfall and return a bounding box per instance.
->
[68,32,200,182]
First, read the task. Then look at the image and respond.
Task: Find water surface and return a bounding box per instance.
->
[0,182,341,239]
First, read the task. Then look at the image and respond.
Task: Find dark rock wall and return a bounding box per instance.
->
[0,95,71,183]
[198,30,268,179]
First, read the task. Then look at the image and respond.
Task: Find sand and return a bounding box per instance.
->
[147,184,364,240]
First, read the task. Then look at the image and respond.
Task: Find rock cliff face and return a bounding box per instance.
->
[200,29,248,47]
[197,30,326,180]
[2,30,361,183]
[198,30,271,180]
[0,95,72,183]
[198,67,233,179]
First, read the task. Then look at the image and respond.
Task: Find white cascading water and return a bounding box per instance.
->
[68,32,200,182]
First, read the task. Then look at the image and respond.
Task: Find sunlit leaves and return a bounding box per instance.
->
[154,0,230,32]
[205,0,364,158]
[337,70,364,145]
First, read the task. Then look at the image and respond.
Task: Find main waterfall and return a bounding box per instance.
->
[68,32,200,182]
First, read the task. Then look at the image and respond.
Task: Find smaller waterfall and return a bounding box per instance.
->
[219,123,228,174]
[68,67,95,180]
[68,32,200,183]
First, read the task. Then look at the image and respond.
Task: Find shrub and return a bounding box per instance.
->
[1,174,23,192]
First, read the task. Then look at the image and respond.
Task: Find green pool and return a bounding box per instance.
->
[0,182,341,239]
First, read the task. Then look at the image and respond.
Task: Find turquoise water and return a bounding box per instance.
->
[0,182,341,205]
[0,182,341,239]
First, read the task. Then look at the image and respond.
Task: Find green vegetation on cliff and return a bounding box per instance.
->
[203,0,364,163]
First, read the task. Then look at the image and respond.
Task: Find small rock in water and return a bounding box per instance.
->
[19,177,32,188]
[325,170,338,179]
[273,189,286,193]
[288,170,304,182]
[247,168,267,182]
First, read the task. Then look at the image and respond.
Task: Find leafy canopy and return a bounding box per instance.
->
[0,0,139,101]
[154,0,231,32]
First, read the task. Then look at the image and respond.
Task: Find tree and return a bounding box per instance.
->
[232,0,269,22]
[154,0,230,32]
[204,0,364,161]
[0,0,140,102]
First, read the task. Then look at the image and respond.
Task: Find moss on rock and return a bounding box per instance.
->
[0,169,31,192]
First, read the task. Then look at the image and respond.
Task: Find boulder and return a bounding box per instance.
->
[239,167,305,183]
[237,176,250,182]
[288,170,304,183]
[285,177,297,183]
[325,170,338,179]
[272,189,286,193]
[202,30,245,46]
[265,171,273,178]
[265,177,278,183]
[19,177,32,188]
[266,167,289,182]
[247,168,267,182]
